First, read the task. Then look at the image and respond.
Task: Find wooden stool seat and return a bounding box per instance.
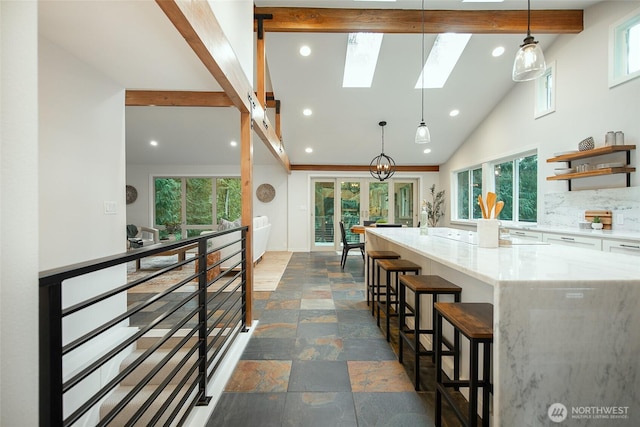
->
[375,258,421,341]
[366,251,400,315]
[435,302,493,427]
[398,275,462,390]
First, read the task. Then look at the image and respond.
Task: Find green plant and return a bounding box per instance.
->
[426,184,445,227]
[592,216,601,223]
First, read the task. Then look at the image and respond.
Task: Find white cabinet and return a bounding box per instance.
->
[602,239,640,256]
[542,233,602,251]
[506,229,543,242]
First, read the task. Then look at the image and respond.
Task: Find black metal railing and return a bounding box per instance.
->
[39,226,249,427]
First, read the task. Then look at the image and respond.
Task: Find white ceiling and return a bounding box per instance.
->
[38,0,606,168]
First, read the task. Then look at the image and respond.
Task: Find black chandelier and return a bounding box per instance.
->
[369,121,396,181]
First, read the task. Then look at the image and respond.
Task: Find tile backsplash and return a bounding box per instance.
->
[542,187,640,231]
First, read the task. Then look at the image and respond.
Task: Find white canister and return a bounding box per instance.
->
[615,131,625,145]
[477,219,500,248]
[605,131,615,146]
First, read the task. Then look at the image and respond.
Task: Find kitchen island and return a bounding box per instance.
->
[366,227,640,426]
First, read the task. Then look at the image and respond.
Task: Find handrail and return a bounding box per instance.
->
[39,226,248,427]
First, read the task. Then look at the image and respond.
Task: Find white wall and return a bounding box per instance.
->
[39,38,127,267]
[125,163,289,251]
[286,171,440,252]
[440,1,640,228]
[0,2,39,425]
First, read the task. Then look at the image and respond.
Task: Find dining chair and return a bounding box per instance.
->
[339,221,365,269]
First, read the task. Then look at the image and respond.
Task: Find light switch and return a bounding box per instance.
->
[617,213,624,225]
[104,201,117,214]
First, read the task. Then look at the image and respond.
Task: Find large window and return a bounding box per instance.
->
[609,7,640,87]
[154,176,241,238]
[454,153,537,223]
[493,154,537,222]
[456,167,483,220]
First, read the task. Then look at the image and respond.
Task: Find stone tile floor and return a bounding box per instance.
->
[207,252,466,427]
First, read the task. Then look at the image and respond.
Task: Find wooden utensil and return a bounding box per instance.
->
[494,200,504,219]
[478,195,488,219]
[486,192,496,219]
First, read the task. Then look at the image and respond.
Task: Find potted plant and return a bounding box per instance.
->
[591,216,603,230]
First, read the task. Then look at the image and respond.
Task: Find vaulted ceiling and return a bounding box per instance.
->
[38,0,604,168]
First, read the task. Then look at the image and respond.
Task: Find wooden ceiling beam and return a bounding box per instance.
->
[125,90,233,107]
[253,7,583,34]
[156,0,290,172]
[290,164,439,172]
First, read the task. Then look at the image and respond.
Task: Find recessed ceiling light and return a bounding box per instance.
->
[423,148,432,154]
[449,109,460,117]
[230,140,237,147]
[342,33,384,88]
[303,108,312,116]
[492,46,505,57]
[150,140,158,147]
[416,33,472,89]
[305,147,313,153]
[299,45,311,57]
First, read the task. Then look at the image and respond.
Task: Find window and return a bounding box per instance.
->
[493,154,537,222]
[456,167,483,220]
[154,176,241,238]
[535,61,555,118]
[609,7,640,87]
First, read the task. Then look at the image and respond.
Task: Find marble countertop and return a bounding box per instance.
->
[366,227,640,286]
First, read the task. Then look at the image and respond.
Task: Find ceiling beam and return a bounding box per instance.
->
[156,0,290,172]
[290,164,439,172]
[125,90,233,107]
[253,7,583,34]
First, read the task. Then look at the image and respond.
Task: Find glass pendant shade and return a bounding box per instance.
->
[415,122,430,144]
[512,37,546,82]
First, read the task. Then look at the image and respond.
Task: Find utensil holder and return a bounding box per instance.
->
[477,219,499,248]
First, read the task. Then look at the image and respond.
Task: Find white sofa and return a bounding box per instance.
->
[204,216,271,270]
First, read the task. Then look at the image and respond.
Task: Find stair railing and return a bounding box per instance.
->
[39,226,248,427]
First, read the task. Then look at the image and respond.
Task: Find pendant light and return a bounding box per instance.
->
[512,0,546,82]
[415,0,430,144]
[370,121,396,182]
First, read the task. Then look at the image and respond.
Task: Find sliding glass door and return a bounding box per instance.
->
[311,178,418,251]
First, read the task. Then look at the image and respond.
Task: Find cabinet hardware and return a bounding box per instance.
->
[560,237,575,241]
[620,244,640,250]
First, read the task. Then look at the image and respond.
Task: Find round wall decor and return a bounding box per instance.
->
[256,183,276,203]
[126,185,138,204]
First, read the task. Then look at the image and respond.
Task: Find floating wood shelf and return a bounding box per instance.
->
[547,167,636,181]
[546,145,635,163]
[546,144,635,190]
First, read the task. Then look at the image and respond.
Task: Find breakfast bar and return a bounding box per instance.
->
[366,227,640,426]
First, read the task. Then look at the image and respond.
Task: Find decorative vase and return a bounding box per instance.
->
[591,222,603,230]
[420,208,428,235]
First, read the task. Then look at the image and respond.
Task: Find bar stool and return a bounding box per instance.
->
[375,259,421,342]
[434,302,493,427]
[398,275,462,390]
[366,250,400,315]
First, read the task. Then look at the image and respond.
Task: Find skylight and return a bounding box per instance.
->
[415,33,472,89]
[342,33,384,88]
